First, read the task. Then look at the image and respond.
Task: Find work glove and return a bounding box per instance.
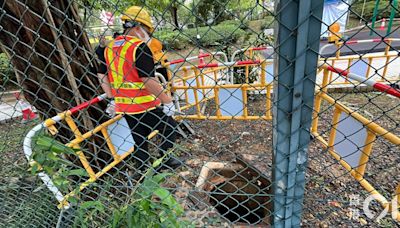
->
[106,100,116,117]
[162,102,175,117]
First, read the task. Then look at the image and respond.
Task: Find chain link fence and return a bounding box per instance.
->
[0,0,399,227]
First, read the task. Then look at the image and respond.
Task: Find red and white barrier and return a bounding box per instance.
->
[230,46,273,62]
[319,38,400,55]
[326,66,400,98]
[344,38,390,45]
[69,94,106,114]
[177,60,262,71]
[169,51,228,66]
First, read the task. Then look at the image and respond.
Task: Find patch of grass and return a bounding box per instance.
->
[346,17,363,30]
[0,120,59,226]
[0,182,59,226]
[0,120,40,178]
[0,121,32,154]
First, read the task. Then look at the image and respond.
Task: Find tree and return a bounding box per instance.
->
[226,0,263,21]
[0,0,110,166]
[193,0,258,26]
[77,0,130,22]
[129,0,184,29]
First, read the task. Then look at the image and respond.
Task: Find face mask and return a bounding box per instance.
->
[135,26,151,43]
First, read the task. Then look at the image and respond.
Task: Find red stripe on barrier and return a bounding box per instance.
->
[197,63,219,68]
[326,66,400,98]
[198,53,211,58]
[170,53,211,65]
[326,66,349,76]
[236,60,261,65]
[372,38,389,42]
[345,38,389,45]
[170,59,185,65]
[345,40,358,44]
[251,46,268,51]
[373,83,400,98]
[70,96,103,114]
[196,60,261,69]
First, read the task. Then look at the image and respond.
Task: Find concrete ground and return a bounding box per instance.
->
[0,101,22,122]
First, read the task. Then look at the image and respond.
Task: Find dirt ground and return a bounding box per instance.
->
[0,91,399,227]
[172,91,400,227]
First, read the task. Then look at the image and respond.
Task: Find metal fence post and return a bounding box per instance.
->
[272,1,324,227]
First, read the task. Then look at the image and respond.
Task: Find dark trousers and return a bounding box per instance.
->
[125,107,177,169]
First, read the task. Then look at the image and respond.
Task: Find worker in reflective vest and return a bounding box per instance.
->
[96,6,181,172]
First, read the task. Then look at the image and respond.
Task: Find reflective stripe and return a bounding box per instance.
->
[106,41,120,86]
[117,40,137,87]
[115,95,156,104]
[105,36,159,113]
[115,106,157,115]
[106,38,142,88]
[111,82,144,89]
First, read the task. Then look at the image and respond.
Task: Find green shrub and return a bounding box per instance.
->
[218,19,242,28]
[0,53,16,90]
[244,33,274,47]
[195,24,246,46]
[155,24,246,49]
[32,135,192,227]
[154,29,188,50]
[350,0,400,21]
[246,16,275,33]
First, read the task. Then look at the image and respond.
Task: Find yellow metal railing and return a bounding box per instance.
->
[33,97,159,208]
[320,38,400,85]
[170,60,272,120]
[173,83,272,120]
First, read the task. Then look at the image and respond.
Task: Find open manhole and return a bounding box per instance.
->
[195,161,272,226]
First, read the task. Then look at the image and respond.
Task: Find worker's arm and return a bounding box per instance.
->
[142,77,172,103]
[136,43,172,104]
[97,73,113,98]
[95,45,113,98]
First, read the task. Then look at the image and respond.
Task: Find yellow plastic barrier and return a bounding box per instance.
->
[312,66,400,220]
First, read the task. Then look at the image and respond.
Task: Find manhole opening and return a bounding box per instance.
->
[207,169,271,225]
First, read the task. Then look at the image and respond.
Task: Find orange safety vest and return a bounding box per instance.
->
[104,35,161,114]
